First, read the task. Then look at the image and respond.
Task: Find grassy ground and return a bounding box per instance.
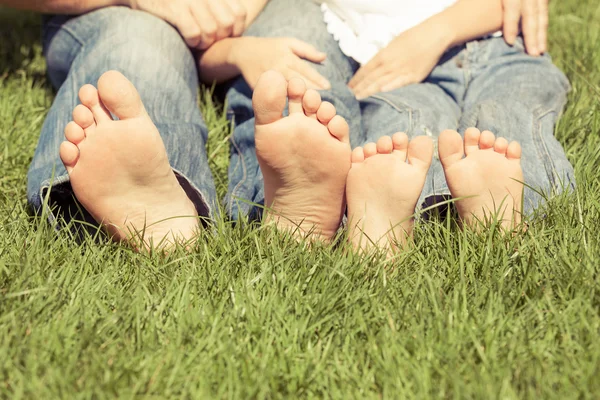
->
[1,2,599,398]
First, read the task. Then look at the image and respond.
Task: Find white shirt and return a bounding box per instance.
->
[317,0,457,65]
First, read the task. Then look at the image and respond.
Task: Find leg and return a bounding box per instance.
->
[457,37,573,217]
[27,8,218,243]
[252,70,351,241]
[346,133,433,254]
[224,0,359,219]
[357,50,465,213]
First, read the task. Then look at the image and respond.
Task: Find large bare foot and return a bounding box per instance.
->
[346,133,433,253]
[254,70,352,241]
[59,70,199,249]
[439,128,524,229]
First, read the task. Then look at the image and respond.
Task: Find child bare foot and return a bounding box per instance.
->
[253,70,351,241]
[439,128,524,229]
[346,133,433,253]
[59,70,199,249]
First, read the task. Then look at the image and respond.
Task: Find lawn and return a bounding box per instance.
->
[1,2,599,398]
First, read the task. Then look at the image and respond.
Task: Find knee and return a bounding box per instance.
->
[94,7,191,63]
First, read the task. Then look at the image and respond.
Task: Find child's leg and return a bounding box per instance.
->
[357,52,466,214]
[457,37,573,217]
[224,0,360,220]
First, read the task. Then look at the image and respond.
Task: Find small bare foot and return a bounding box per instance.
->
[253,70,352,241]
[439,128,524,229]
[346,133,433,253]
[59,70,199,249]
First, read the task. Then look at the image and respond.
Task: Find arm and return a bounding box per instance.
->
[348,0,504,99]
[197,0,267,83]
[433,0,503,50]
[0,0,126,13]
[198,36,330,90]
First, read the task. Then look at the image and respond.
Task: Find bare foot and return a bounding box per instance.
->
[253,70,352,241]
[439,128,524,229]
[346,133,433,253]
[59,70,199,249]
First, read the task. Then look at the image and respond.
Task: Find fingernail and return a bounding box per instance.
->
[322,80,331,89]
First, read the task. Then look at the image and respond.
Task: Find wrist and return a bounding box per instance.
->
[428,13,457,50]
[227,37,254,68]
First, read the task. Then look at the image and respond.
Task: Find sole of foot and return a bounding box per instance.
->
[438,128,524,230]
[253,70,352,241]
[346,133,433,253]
[59,70,199,250]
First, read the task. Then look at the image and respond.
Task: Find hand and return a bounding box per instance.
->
[129,0,247,49]
[348,22,450,100]
[502,0,548,56]
[230,37,331,90]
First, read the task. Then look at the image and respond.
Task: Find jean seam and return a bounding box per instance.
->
[532,107,562,189]
[47,22,85,47]
[368,94,417,131]
[228,121,249,216]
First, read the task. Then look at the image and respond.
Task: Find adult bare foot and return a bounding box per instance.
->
[346,133,433,253]
[253,70,352,241]
[59,70,199,249]
[439,128,524,229]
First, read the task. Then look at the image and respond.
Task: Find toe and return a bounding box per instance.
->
[97,70,147,120]
[327,115,350,144]
[72,104,95,130]
[376,136,393,154]
[64,121,85,144]
[506,141,522,160]
[253,70,287,125]
[438,129,464,168]
[392,132,409,159]
[479,130,496,150]
[408,136,434,169]
[59,141,79,174]
[79,84,112,124]
[287,77,306,114]
[351,147,365,163]
[494,137,509,155]
[302,89,321,118]
[464,127,481,155]
[363,142,377,158]
[316,101,336,125]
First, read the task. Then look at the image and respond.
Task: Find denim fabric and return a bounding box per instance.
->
[27,7,217,229]
[225,0,574,220]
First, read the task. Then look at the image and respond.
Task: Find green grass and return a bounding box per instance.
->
[1,2,599,398]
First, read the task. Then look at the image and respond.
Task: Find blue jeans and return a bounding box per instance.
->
[27,7,217,228]
[225,0,574,220]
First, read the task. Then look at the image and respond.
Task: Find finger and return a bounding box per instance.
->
[522,0,540,55]
[290,59,331,90]
[354,72,397,100]
[288,39,327,63]
[190,4,218,50]
[537,0,548,53]
[173,6,204,48]
[226,0,247,37]
[380,75,413,93]
[348,59,379,89]
[207,0,235,41]
[351,67,388,99]
[503,0,521,45]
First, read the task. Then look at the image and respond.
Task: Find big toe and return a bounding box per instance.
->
[253,70,287,126]
[438,130,465,168]
[97,70,146,120]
